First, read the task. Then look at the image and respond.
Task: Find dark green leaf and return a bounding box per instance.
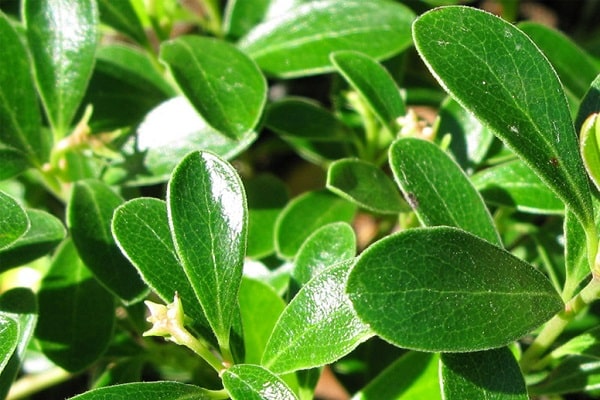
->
[327,158,407,215]
[330,51,405,130]
[91,357,145,389]
[24,0,98,137]
[413,6,593,231]
[97,0,149,47]
[0,315,17,373]
[160,36,267,140]
[548,326,600,361]
[263,260,373,374]
[440,348,527,399]
[529,356,600,396]
[275,190,356,259]
[293,222,356,285]
[36,239,115,372]
[0,209,66,272]
[69,381,217,400]
[0,190,29,251]
[389,138,501,245]
[0,11,47,166]
[238,0,415,78]
[0,145,29,181]
[168,151,246,354]
[347,226,563,352]
[68,180,148,304]
[471,160,564,215]
[223,364,298,400]
[563,210,591,301]
[576,74,600,132]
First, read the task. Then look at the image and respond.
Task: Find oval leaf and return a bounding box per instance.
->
[167,151,247,352]
[24,0,99,137]
[238,0,415,77]
[263,260,373,374]
[69,381,217,400]
[0,191,29,251]
[160,36,267,140]
[390,138,501,245]
[347,226,563,352]
[413,6,593,231]
[0,315,18,373]
[223,364,298,400]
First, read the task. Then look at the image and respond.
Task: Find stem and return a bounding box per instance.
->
[169,324,227,373]
[7,367,73,400]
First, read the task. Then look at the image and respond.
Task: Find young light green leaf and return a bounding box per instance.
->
[440,348,528,400]
[529,356,600,396]
[167,151,246,354]
[413,6,594,232]
[330,51,405,130]
[327,158,407,215]
[0,11,47,167]
[24,0,99,137]
[238,0,415,78]
[293,222,356,286]
[160,36,267,140]
[390,138,501,245]
[36,239,115,372]
[97,0,150,47]
[69,381,218,400]
[0,190,29,251]
[263,260,373,374]
[0,315,18,373]
[0,209,66,273]
[352,352,441,400]
[580,113,600,192]
[548,326,600,361]
[223,364,298,400]
[68,179,148,304]
[347,226,563,352]
[275,190,356,259]
[471,160,564,215]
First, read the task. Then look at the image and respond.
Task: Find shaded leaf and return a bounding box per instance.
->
[224,0,270,39]
[563,210,590,300]
[0,146,30,180]
[529,356,600,396]
[69,381,217,400]
[0,315,17,373]
[97,0,149,47]
[0,190,29,251]
[223,364,298,400]
[576,74,600,132]
[549,326,600,361]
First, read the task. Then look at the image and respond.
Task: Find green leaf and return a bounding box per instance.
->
[330,51,405,130]
[0,209,66,273]
[160,36,267,140]
[576,74,600,132]
[327,158,407,215]
[353,351,441,400]
[167,151,246,354]
[275,190,356,259]
[24,0,99,137]
[563,210,591,301]
[440,348,528,400]
[0,190,29,251]
[224,0,270,39]
[413,6,593,231]
[68,179,148,304]
[0,315,17,373]
[580,113,600,192]
[471,160,564,215]
[519,22,599,99]
[293,222,356,286]
[0,146,30,180]
[0,11,47,166]
[389,138,501,245]
[347,226,563,352]
[223,364,298,400]
[529,356,600,396]
[97,0,150,47]
[238,0,415,78]
[36,239,115,372]
[263,260,373,374]
[69,381,217,400]
[548,326,600,361]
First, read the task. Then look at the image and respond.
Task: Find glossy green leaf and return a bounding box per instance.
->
[238,0,415,78]
[347,226,563,352]
[529,356,600,396]
[331,51,405,130]
[275,190,356,259]
[327,158,407,215]
[224,0,270,39]
[352,352,441,400]
[160,36,267,140]
[97,0,149,47]
[293,222,356,285]
[440,348,527,399]
[390,138,501,245]
[413,6,593,231]
[0,315,17,373]
[576,74,600,132]
[0,190,29,251]
[238,277,286,364]
[70,381,217,400]
[0,11,47,167]
[263,260,373,374]
[167,151,246,353]
[519,22,599,99]
[563,210,591,301]
[471,160,564,215]
[0,209,66,272]
[36,239,115,372]
[68,179,148,304]
[223,364,298,400]
[24,0,99,137]
[580,113,600,192]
